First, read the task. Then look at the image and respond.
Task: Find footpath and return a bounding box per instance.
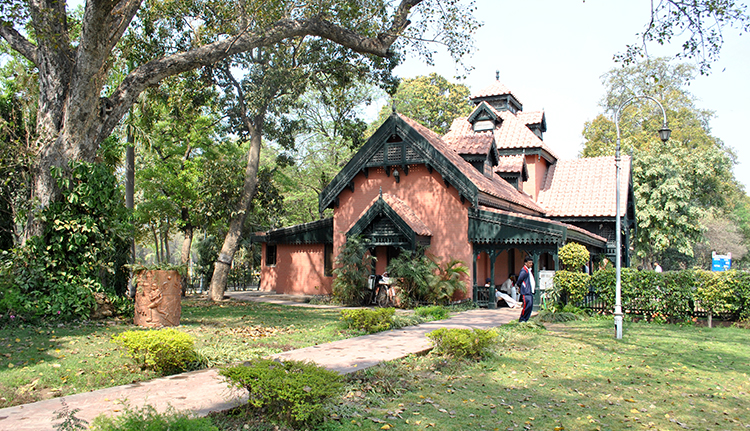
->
[0,291,520,431]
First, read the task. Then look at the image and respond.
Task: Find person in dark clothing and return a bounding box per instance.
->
[516,256,535,322]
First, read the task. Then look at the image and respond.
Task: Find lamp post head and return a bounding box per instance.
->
[658,126,671,142]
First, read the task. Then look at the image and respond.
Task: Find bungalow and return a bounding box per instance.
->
[253,79,634,305]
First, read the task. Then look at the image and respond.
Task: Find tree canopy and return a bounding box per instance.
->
[373,73,474,135]
[581,58,744,269]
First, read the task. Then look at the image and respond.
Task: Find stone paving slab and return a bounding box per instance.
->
[0,294,521,431]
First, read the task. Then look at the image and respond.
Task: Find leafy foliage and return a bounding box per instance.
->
[113,328,199,374]
[552,270,591,305]
[426,328,499,360]
[0,161,132,321]
[221,359,344,429]
[558,242,590,271]
[90,404,218,431]
[340,308,395,334]
[372,73,473,134]
[386,251,468,307]
[332,235,375,306]
[415,305,450,321]
[616,0,750,74]
[581,58,742,269]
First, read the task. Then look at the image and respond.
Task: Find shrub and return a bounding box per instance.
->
[426,328,499,360]
[331,236,375,306]
[340,308,394,333]
[552,270,590,305]
[90,404,217,431]
[113,328,198,374]
[388,249,438,307]
[221,359,344,429]
[415,305,450,320]
[558,242,590,271]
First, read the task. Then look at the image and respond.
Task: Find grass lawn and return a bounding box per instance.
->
[319,318,750,431]
[0,296,354,408]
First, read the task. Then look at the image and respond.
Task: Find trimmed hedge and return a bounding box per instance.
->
[556,268,750,323]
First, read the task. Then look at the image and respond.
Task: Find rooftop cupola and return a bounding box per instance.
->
[470,72,523,114]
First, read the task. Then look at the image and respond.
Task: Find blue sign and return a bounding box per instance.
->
[712,252,732,272]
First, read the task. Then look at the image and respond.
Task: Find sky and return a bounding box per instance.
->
[387,0,750,191]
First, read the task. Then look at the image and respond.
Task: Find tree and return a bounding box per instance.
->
[693,214,748,269]
[278,81,378,225]
[581,58,743,269]
[617,0,750,74]
[0,0,479,240]
[372,73,473,135]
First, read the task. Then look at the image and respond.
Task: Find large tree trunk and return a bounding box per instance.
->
[209,130,262,301]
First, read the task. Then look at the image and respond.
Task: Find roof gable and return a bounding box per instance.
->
[347,193,431,249]
[319,113,545,214]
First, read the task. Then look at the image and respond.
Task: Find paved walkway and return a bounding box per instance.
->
[0,292,520,431]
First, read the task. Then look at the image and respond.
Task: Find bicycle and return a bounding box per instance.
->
[375,281,396,307]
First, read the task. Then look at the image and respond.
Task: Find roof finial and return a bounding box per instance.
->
[379,186,383,198]
[495,70,499,81]
[391,100,397,115]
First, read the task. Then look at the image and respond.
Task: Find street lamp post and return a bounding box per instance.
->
[614,95,671,339]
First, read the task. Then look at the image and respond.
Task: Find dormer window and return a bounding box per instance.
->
[473,119,495,132]
[467,102,501,132]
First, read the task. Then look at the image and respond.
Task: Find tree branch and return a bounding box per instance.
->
[0,23,39,65]
[99,0,424,142]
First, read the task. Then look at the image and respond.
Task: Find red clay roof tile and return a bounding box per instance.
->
[537,156,631,217]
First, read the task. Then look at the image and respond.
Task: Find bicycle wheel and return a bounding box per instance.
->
[376,286,389,307]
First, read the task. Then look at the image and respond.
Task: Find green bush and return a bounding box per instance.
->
[415,305,450,320]
[426,328,499,360]
[90,405,217,431]
[113,328,198,374]
[0,161,132,322]
[221,359,344,429]
[340,308,394,333]
[331,236,375,306]
[552,270,591,305]
[558,242,590,271]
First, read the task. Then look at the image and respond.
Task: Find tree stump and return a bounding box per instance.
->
[134,270,182,327]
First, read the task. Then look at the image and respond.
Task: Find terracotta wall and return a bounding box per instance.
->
[523,154,549,200]
[333,165,473,298]
[259,243,333,295]
[476,249,524,286]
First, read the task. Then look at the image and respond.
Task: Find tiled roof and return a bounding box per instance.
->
[381,193,432,236]
[442,120,494,155]
[471,80,522,104]
[492,108,557,159]
[443,106,558,161]
[495,155,526,173]
[537,156,631,217]
[517,111,544,126]
[398,114,546,214]
[478,205,607,244]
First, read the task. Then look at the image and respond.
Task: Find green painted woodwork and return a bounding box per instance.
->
[253,218,332,245]
[346,195,430,250]
[319,114,479,212]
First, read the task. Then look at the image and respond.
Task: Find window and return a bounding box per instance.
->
[266,245,277,266]
[324,243,333,277]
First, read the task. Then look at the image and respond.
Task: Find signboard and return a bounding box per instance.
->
[538,270,555,291]
[711,251,732,272]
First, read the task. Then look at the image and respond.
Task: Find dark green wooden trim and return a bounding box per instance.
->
[469,207,564,245]
[496,148,556,165]
[319,115,480,212]
[346,196,427,250]
[262,218,333,245]
[467,102,499,123]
